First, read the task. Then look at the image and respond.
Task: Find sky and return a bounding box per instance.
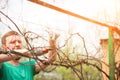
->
[0,0,120,55]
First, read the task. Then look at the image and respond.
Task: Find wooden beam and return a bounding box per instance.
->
[28,0,120,35]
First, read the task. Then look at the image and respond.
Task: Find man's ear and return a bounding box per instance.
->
[1,44,7,49]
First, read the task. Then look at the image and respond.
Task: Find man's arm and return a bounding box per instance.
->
[35,33,59,72]
[0,54,19,63]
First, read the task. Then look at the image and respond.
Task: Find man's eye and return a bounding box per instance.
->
[9,40,22,44]
[18,41,21,43]
[10,41,15,44]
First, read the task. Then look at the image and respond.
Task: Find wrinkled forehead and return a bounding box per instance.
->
[6,35,21,42]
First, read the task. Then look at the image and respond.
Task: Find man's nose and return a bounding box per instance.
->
[14,41,22,49]
[15,41,20,46]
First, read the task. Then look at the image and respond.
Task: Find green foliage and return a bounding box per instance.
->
[34,66,79,80]
[81,64,101,80]
[53,66,79,80]
[34,64,101,80]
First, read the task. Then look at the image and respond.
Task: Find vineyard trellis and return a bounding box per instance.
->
[0,0,120,79]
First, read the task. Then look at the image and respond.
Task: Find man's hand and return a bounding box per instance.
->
[49,32,60,41]
[14,49,32,57]
[14,48,52,57]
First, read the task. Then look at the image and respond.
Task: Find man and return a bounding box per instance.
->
[0,30,59,80]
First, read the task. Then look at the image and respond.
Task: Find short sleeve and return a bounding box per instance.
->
[0,63,3,78]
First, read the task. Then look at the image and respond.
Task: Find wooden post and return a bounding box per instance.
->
[108,27,115,80]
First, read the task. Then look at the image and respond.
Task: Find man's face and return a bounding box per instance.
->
[5,35,23,50]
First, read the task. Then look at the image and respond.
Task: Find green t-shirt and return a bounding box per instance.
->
[0,60,36,80]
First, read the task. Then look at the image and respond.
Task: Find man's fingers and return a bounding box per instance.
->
[54,33,60,40]
[49,32,60,40]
